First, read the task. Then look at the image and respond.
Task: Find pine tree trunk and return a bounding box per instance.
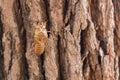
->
[0,0,120,80]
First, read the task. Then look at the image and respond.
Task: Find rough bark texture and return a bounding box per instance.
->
[0,0,120,80]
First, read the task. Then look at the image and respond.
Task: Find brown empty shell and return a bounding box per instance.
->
[34,22,48,56]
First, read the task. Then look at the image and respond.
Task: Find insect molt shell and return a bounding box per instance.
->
[34,22,48,56]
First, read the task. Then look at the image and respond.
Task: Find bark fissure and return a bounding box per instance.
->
[22,29,29,80]
[44,0,50,28]
[0,10,5,80]
[8,34,14,73]
[14,1,29,79]
[41,54,46,80]
[57,35,61,80]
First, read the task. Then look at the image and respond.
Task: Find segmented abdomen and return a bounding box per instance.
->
[34,41,45,55]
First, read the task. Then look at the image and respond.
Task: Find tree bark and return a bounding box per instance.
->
[0,0,120,80]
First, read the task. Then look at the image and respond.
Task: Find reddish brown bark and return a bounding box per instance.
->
[0,0,120,80]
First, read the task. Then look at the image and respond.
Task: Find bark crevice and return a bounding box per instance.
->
[41,54,46,80]
[13,1,29,79]
[8,33,13,73]
[57,35,62,80]
[44,0,51,37]
[0,9,5,80]
[22,29,29,80]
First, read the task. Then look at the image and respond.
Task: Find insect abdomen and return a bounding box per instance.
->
[35,42,45,55]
